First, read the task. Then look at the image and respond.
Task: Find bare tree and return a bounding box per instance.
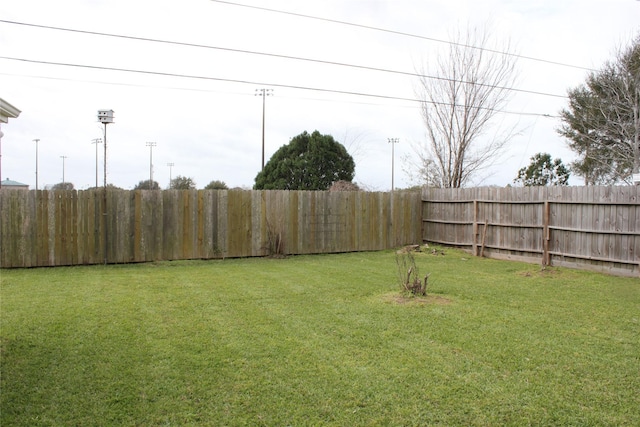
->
[410,24,520,188]
[339,127,370,163]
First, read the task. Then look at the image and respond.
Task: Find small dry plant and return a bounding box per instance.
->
[264,216,285,257]
[395,250,429,296]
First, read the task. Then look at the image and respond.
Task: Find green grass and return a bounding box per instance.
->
[1,249,639,426]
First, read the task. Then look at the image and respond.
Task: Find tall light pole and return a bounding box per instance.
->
[146,142,157,188]
[33,139,40,191]
[97,110,114,188]
[255,88,273,170]
[91,138,102,188]
[388,138,399,192]
[167,162,174,189]
[97,110,114,265]
[60,155,68,185]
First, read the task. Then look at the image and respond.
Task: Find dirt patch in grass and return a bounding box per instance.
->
[518,267,560,278]
[381,292,452,306]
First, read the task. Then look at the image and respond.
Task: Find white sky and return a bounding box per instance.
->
[1,0,638,190]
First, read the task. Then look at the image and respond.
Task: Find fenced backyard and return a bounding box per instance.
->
[0,186,638,276]
[1,186,639,424]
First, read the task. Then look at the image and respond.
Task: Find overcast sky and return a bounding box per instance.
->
[1,0,638,190]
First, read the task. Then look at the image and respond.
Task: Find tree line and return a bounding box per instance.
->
[50,179,230,191]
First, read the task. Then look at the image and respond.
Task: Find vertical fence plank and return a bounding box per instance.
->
[196,190,204,259]
[216,190,228,258]
[226,190,250,258]
[181,190,194,260]
[251,190,265,257]
[288,191,299,254]
[35,191,46,266]
[165,190,181,261]
[307,191,316,254]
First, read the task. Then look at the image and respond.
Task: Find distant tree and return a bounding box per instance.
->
[396,185,423,192]
[134,179,160,190]
[204,180,229,190]
[255,130,355,190]
[513,153,570,186]
[51,182,74,190]
[89,183,122,190]
[171,176,196,190]
[329,180,361,191]
[558,35,639,184]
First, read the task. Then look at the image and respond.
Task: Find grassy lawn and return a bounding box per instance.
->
[1,248,639,426]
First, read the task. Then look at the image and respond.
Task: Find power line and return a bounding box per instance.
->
[0,19,567,99]
[0,55,416,101]
[208,0,598,72]
[0,71,416,109]
[6,70,554,116]
[0,55,555,117]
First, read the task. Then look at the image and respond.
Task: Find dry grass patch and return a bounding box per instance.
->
[380,292,453,306]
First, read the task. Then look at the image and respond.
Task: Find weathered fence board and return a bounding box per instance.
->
[422,186,639,277]
[0,189,422,268]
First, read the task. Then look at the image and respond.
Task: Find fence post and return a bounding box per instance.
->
[472,199,478,256]
[543,200,550,266]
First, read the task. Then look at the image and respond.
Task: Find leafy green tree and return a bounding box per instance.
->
[170,176,196,190]
[134,180,160,190]
[254,130,355,190]
[204,180,229,190]
[513,153,570,186]
[51,182,74,190]
[558,35,639,184]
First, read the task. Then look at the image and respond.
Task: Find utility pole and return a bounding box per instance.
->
[33,139,40,191]
[60,155,68,185]
[167,162,175,189]
[255,88,273,170]
[146,142,157,188]
[388,138,399,191]
[91,138,102,188]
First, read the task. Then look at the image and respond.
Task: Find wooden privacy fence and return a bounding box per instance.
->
[0,189,422,268]
[422,186,640,277]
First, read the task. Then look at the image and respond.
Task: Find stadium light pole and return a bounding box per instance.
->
[146,142,157,188]
[388,138,399,191]
[97,110,114,188]
[33,139,40,191]
[97,110,114,265]
[167,162,175,189]
[60,155,68,185]
[255,88,273,170]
